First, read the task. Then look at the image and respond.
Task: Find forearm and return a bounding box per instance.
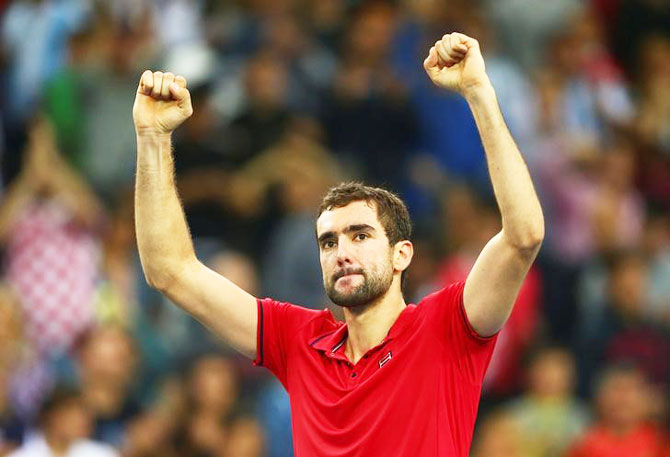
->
[466,84,544,250]
[0,175,35,243]
[135,132,197,289]
[48,160,105,229]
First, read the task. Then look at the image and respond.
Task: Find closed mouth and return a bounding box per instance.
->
[333,270,364,282]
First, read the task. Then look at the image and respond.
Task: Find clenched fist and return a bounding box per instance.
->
[423,33,491,97]
[133,70,193,135]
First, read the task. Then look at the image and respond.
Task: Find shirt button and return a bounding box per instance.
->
[363,355,369,359]
[351,373,357,378]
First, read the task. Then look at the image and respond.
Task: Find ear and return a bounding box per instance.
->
[393,240,414,273]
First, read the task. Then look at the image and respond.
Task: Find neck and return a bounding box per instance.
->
[605,419,638,437]
[343,281,406,364]
[44,430,72,457]
[84,383,124,417]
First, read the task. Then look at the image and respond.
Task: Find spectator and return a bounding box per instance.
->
[577,250,669,394]
[470,411,524,457]
[1,0,90,124]
[0,286,25,456]
[0,117,103,358]
[7,386,118,457]
[632,34,670,210]
[176,355,239,457]
[321,1,418,192]
[76,326,140,449]
[505,346,589,457]
[566,364,663,457]
[223,416,266,457]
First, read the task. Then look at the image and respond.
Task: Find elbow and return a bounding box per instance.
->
[139,249,196,292]
[142,259,190,292]
[503,221,545,252]
[143,268,176,292]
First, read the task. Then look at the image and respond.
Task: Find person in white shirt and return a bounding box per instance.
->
[8,386,118,457]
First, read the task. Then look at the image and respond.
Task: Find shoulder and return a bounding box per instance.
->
[418,281,465,307]
[259,297,333,325]
[72,440,120,457]
[416,281,467,326]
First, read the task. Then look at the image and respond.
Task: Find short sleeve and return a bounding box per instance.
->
[253,298,322,388]
[420,281,498,384]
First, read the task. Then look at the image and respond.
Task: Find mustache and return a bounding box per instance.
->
[332,268,365,282]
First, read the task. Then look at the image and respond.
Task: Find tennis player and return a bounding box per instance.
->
[132,32,544,456]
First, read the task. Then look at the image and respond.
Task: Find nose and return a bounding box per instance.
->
[336,238,354,267]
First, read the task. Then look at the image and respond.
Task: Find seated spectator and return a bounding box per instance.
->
[505,346,589,457]
[176,355,239,457]
[321,1,418,192]
[222,416,266,457]
[8,386,118,457]
[470,410,525,457]
[0,285,25,456]
[76,326,140,449]
[121,375,185,457]
[632,33,670,210]
[566,364,663,457]
[577,250,669,394]
[0,117,104,358]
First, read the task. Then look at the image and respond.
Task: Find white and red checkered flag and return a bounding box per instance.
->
[6,199,100,355]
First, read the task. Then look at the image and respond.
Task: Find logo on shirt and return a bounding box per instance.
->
[378,351,392,368]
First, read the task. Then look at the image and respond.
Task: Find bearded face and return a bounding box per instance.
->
[325,253,394,308]
[317,201,399,309]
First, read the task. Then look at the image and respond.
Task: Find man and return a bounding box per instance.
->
[133,32,544,456]
[8,387,118,457]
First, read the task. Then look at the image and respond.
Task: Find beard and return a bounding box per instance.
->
[325,262,394,309]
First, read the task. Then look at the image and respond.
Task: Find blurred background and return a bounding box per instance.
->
[0,0,668,456]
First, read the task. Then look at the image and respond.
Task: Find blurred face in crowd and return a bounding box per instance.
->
[597,368,650,432]
[601,143,635,192]
[45,398,92,443]
[211,252,260,297]
[245,53,288,110]
[317,201,396,309]
[346,3,396,63]
[189,356,237,415]
[609,255,649,317]
[528,348,575,399]
[80,327,137,389]
[223,417,265,457]
[472,413,522,457]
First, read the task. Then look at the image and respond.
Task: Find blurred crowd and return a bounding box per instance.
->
[0,0,668,456]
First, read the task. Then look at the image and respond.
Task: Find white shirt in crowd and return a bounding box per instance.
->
[8,434,119,457]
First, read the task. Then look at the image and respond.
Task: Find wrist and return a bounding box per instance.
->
[462,79,495,105]
[135,126,173,139]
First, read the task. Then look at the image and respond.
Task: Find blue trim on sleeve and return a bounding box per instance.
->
[257,299,264,366]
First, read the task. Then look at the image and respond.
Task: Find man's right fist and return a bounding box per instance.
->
[133,70,193,135]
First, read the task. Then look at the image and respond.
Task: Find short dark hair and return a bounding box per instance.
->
[318,182,412,246]
[38,385,83,426]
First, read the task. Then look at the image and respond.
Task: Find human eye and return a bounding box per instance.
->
[354,232,369,241]
[322,240,336,249]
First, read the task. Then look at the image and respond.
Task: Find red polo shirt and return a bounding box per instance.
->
[254,281,498,457]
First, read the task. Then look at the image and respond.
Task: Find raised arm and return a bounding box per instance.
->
[133,70,257,358]
[424,33,544,337]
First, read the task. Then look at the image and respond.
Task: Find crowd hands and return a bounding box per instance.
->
[0,0,668,456]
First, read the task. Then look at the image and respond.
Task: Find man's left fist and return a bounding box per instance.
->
[423,32,491,97]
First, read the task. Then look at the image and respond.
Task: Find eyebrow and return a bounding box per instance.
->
[317,224,376,244]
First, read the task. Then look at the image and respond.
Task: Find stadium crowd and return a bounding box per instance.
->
[0,0,668,456]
